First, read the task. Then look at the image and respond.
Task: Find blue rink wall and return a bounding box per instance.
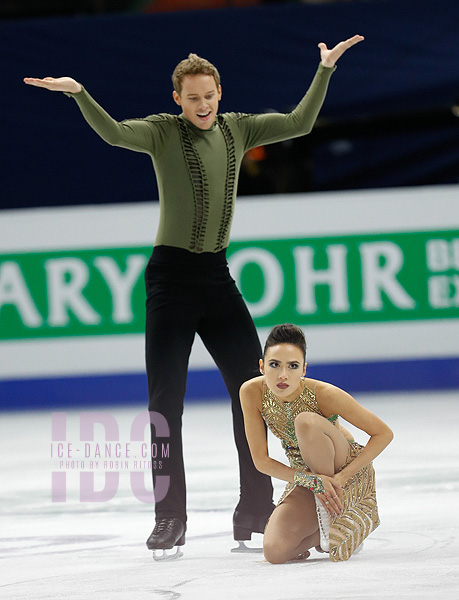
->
[1,357,459,412]
[1,186,458,410]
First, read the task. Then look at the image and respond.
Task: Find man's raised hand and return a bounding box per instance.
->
[319,35,364,68]
[23,76,82,94]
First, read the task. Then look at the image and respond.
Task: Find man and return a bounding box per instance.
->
[24,34,363,559]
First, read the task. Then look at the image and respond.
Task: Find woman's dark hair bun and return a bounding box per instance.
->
[263,323,306,361]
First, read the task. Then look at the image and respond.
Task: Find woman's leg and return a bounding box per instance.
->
[294,413,349,477]
[263,487,320,564]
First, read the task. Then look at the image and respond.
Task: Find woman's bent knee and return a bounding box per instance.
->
[294,412,323,432]
[263,541,289,564]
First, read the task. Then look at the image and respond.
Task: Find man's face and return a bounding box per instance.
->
[173,74,222,130]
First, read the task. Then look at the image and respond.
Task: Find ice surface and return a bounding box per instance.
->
[1,392,458,599]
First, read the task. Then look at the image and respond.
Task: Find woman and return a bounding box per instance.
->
[240,323,393,563]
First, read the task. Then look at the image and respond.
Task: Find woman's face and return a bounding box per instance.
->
[260,343,306,401]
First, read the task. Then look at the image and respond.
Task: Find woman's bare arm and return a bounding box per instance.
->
[316,380,393,486]
[240,378,296,483]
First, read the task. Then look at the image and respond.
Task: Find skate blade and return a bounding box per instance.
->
[353,543,364,555]
[231,541,263,554]
[152,547,183,561]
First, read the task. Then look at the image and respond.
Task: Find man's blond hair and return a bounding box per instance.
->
[172,53,221,95]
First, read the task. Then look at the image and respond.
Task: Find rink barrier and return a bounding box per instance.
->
[1,185,458,409]
[0,356,458,411]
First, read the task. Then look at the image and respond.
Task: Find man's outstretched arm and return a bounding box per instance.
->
[236,35,364,150]
[23,76,162,154]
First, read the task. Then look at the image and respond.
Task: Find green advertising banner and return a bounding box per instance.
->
[0,230,458,341]
[0,249,150,340]
[227,230,459,327]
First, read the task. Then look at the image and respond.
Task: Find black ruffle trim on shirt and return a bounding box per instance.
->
[216,115,236,253]
[176,117,210,253]
[176,115,236,253]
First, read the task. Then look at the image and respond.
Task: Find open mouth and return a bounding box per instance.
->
[197,111,211,120]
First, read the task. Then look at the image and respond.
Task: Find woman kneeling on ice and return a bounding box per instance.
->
[240,323,393,563]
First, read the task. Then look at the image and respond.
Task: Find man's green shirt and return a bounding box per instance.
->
[67,64,335,253]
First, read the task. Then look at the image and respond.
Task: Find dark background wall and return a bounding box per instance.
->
[2,0,458,210]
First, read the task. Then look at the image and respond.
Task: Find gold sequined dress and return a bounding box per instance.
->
[261,381,380,562]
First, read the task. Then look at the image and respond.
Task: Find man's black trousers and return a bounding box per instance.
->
[145,245,274,523]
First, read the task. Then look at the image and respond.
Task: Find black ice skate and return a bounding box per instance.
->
[231,505,275,553]
[146,517,186,561]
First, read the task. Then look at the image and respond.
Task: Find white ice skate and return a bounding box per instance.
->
[314,496,330,553]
